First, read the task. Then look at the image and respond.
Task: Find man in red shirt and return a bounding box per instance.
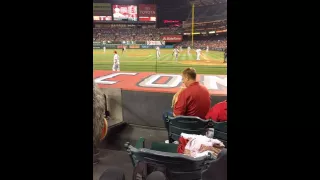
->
[163,67,211,131]
[205,100,227,122]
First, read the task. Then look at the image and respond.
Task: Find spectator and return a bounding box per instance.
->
[93,81,108,147]
[163,68,211,131]
[93,81,108,165]
[205,100,227,122]
[173,68,211,118]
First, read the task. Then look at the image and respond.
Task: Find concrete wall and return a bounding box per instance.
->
[100,88,123,127]
[121,90,227,128]
[103,88,226,128]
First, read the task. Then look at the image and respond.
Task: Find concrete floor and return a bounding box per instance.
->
[93,149,133,180]
[94,124,168,180]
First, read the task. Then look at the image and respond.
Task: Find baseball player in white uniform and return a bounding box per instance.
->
[187,46,191,55]
[196,48,201,60]
[156,46,160,59]
[172,47,179,61]
[206,45,209,52]
[103,41,106,53]
[112,51,120,71]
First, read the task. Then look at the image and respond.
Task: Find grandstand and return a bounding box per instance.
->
[92,0,227,49]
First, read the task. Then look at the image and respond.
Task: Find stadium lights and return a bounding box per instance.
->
[192,32,200,35]
[209,31,216,34]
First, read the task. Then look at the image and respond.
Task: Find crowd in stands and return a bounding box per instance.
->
[93,27,182,42]
[93,26,227,49]
[179,39,227,49]
[178,35,227,49]
[209,20,227,30]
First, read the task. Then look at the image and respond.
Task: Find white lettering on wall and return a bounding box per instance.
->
[94,73,137,85]
[138,74,182,88]
[202,76,227,90]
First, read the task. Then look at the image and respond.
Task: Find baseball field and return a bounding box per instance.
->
[93,49,227,74]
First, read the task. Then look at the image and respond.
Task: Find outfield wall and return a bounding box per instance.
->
[93,43,174,49]
[93,42,225,51]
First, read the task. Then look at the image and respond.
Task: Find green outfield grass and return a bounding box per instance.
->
[93,49,227,74]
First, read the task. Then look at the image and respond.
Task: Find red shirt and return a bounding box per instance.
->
[205,100,227,122]
[174,82,211,119]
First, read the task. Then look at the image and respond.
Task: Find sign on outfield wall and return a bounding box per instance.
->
[160,35,183,42]
[93,3,112,16]
[117,45,127,49]
[129,45,140,49]
[141,45,153,49]
[146,41,165,45]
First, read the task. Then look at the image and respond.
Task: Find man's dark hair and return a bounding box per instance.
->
[93,81,106,147]
[182,67,197,80]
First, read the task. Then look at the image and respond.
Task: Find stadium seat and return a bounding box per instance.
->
[150,141,178,153]
[211,121,227,148]
[165,115,211,143]
[201,148,227,180]
[124,138,214,180]
[165,115,228,148]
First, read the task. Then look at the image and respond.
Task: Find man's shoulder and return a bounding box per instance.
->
[197,84,210,94]
[187,83,209,93]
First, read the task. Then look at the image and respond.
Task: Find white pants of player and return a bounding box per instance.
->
[103,47,106,52]
[112,63,120,71]
[197,54,200,60]
[157,52,160,59]
[188,50,190,55]
[174,53,178,61]
[206,49,209,52]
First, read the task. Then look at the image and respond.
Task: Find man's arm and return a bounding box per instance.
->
[173,92,187,116]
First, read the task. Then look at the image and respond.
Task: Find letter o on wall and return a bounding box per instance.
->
[138,74,182,88]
